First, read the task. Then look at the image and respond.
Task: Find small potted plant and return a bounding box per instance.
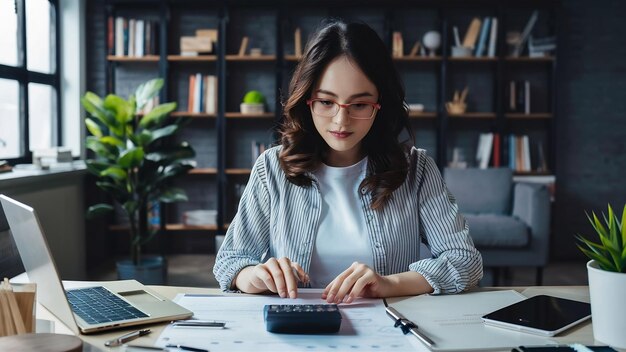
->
[82,78,195,284]
[576,204,626,348]
[240,90,265,114]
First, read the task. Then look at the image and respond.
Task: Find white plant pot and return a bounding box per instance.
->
[240,102,264,114]
[587,260,626,348]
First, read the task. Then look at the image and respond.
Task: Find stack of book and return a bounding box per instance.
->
[109,17,159,57]
[528,36,556,57]
[187,74,218,114]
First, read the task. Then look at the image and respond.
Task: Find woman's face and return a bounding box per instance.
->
[310,55,379,167]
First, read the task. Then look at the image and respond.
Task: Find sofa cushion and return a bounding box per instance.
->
[464,214,530,248]
[444,168,513,215]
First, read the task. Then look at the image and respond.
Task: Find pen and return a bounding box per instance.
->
[386,307,435,347]
[104,328,151,347]
[165,343,208,352]
[171,320,226,328]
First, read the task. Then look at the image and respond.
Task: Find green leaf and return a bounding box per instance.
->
[95,181,128,200]
[104,94,134,125]
[118,147,145,169]
[150,125,179,143]
[578,245,616,271]
[100,167,128,180]
[86,203,114,219]
[100,136,125,148]
[621,204,626,253]
[85,118,103,138]
[86,136,118,160]
[135,78,164,111]
[145,142,195,164]
[123,200,138,216]
[157,188,188,203]
[139,102,177,128]
[85,160,111,175]
[132,130,153,147]
[81,92,118,128]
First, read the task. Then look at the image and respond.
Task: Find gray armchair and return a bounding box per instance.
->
[444,168,551,285]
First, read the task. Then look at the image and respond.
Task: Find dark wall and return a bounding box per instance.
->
[85,0,626,261]
[554,0,626,259]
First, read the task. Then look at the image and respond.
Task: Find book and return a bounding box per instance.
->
[128,18,135,57]
[135,20,144,57]
[409,41,420,56]
[474,17,491,57]
[476,133,494,169]
[492,133,500,167]
[204,75,217,114]
[107,16,114,56]
[115,17,124,56]
[524,80,531,114]
[487,17,498,57]
[522,135,531,171]
[188,74,196,113]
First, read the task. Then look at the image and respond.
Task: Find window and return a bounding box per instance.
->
[0,0,60,163]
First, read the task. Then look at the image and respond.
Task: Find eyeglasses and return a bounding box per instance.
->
[306,99,381,120]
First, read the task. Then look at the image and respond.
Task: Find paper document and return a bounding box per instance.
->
[156,289,422,352]
[387,290,557,351]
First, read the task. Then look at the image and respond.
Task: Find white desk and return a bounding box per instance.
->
[38,284,602,352]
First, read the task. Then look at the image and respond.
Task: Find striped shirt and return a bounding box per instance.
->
[213,146,483,294]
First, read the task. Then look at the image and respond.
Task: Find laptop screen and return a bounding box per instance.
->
[0,194,80,335]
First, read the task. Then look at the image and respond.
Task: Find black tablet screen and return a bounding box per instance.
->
[482,295,591,332]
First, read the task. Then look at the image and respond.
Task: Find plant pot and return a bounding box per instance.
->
[240,102,264,114]
[587,260,626,348]
[116,255,167,285]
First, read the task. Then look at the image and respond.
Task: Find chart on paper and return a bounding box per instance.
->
[155,289,427,352]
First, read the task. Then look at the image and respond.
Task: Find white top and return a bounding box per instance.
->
[308,157,374,287]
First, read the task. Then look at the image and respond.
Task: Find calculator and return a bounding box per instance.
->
[263,304,342,334]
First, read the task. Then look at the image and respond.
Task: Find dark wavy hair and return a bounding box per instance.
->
[279,20,413,210]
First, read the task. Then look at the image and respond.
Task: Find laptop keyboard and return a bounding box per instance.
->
[66,286,148,325]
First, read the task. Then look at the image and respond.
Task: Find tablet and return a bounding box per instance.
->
[481,295,591,336]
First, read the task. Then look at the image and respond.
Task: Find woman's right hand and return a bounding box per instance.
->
[234,257,308,298]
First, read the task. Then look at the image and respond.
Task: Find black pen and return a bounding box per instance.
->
[165,343,208,352]
[171,320,226,328]
[104,328,151,347]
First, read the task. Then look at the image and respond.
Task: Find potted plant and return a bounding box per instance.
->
[576,204,626,348]
[81,78,195,284]
[240,90,265,114]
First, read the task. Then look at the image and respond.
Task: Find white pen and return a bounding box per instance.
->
[104,328,151,347]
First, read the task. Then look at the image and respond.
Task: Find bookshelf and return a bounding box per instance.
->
[98,0,559,249]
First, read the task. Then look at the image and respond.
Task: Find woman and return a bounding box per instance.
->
[213,20,482,303]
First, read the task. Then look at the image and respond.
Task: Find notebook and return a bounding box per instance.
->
[0,194,193,334]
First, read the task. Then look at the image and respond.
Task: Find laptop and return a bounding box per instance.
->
[0,194,193,334]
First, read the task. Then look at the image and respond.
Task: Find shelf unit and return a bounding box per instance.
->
[99,0,559,241]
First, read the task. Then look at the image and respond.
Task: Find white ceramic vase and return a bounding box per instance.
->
[587,260,626,349]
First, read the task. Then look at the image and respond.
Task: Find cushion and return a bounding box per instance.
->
[464,214,530,248]
[444,168,513,215]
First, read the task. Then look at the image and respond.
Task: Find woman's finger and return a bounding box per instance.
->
[277,257,298,298]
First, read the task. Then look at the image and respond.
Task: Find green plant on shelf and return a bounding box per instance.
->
[242,90,265,104]
[81,78,195,265]
[576,204,626,273]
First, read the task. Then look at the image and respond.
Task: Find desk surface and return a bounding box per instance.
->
[39,284,598,352]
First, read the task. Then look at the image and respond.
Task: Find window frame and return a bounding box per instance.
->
[0,0,62,164]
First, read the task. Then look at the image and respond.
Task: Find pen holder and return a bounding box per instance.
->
[0,279,36,337]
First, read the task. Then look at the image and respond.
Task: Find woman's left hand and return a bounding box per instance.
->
[322,262,391,304]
